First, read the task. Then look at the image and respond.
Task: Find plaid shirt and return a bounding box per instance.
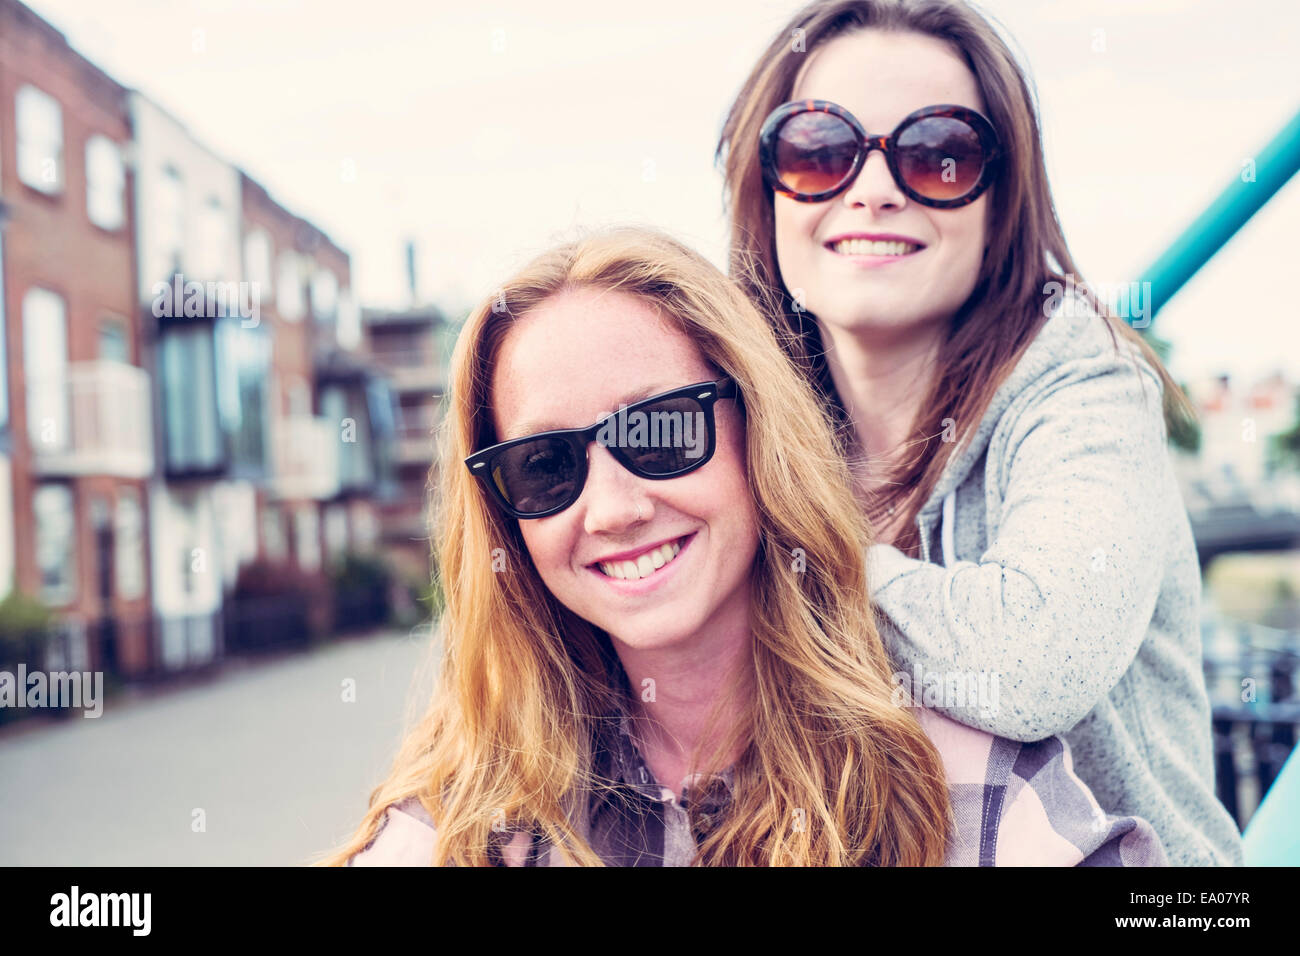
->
[349,706,1166,867]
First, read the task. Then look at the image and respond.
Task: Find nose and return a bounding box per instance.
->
[580,443,652,536]
[840,148,906,214]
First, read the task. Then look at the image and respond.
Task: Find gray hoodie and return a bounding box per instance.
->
[866,294,1245,866]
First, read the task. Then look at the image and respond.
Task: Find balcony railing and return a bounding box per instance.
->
[270,415,340,500]
[366,345,445,394]
[27,361,153,478]
[395,428,435,464]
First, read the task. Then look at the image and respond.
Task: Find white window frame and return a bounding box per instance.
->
[16,84,64,194]
[294,504,320,571]
[311,267,339,323]
[244,229,273,299]
[34,484,77,606]
[23,287,69,454]
[154,165,185,280]
[277,250,304,321]
[114,488,145,600]
[85,135,126,230]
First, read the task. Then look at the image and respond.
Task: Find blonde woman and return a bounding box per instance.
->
[322,226,1164,866]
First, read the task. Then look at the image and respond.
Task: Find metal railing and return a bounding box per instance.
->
[1202,613,1300,828]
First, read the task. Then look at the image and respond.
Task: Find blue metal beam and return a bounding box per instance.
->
[1138,107,1300,324]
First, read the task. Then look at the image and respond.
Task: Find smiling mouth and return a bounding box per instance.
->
[594,535,692,581]
[828,238,924,256]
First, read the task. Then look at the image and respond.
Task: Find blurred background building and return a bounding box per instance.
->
[0,0,444,689]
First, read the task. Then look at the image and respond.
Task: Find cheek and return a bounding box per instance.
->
[518,522,571,583]
[774,199,819,250]
[710,428,760,540]
[938,208,987,274]
[773,201,821,294]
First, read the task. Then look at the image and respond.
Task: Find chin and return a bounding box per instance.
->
[605,619,694,651]
[818,301,913,333]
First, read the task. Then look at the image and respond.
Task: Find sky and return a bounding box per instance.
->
[20,0,1300,383]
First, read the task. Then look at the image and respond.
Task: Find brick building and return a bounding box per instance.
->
[0,0,152,674]
[362,304,450,584]
[1,0,403,680]
[242,172,392,580]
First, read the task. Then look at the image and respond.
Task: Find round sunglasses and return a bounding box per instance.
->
[759,99,1001,208]
[465,379,739,519]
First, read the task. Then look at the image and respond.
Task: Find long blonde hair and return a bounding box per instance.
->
[319,225,951,866]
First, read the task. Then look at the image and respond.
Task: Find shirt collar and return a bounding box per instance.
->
[601,697,736,813]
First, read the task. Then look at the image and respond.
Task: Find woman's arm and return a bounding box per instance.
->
[871,347,1177,741]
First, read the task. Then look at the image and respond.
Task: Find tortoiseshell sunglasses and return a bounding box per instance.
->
[760,100,1001,208]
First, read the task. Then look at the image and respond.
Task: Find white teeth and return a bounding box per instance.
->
[832,238,919,257]
[599,539,684,581]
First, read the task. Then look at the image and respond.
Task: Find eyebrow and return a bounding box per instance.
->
[504,381,686,440]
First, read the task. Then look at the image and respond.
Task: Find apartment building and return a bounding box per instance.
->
[242,173,393,582]
[130,92,256,672]
[1,0,404,679]
[0,0,152,675]
[362,304,449,583]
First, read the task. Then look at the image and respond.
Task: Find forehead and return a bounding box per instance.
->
[791,28,984,131]
[489,286,714,440]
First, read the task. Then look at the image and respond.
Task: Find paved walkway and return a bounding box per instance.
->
[0,627,437,865]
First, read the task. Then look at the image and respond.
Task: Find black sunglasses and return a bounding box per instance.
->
[465,378,739,519]
[760,100,1000,208]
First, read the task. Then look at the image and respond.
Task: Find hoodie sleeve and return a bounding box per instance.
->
[869,344,1173,742]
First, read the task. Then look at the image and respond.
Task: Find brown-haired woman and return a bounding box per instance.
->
[716,0,1241,865]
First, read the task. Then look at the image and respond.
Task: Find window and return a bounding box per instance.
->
[288,377,312,417]
[114,489,145,600]
[196,195,228,280]
[294,504,320,571]
[244,229,273,298]
[337,288,361,349]
[324,504,348,563]
[23,288,69,453]
[16,85,63,194]
[173,494,200,597]
[0,459,14,597]
[154,165,185,281]
[99,318,129,363]
[277,251,304,320]
[160,324,220,471]
[262,504,287,562]
[85,136,125,229]
[34,484,76,605]
[311,267,338,323]
[215,318,271,475]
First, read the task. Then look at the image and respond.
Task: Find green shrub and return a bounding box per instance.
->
[0,590,56,665]
[329,551,394,631]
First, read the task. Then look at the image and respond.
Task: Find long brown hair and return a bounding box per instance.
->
[717,0,1196,557]
[319,225,951,866]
